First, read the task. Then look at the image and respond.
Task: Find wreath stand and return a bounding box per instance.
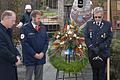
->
[55,51,85,80]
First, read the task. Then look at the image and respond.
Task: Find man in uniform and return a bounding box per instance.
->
[84,7,112,80]
[20,10,49,80]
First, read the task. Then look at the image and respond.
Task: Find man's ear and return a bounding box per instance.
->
[32,17,36,24]
[31,17,34,21]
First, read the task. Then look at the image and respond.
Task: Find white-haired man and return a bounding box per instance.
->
[84,7,113,80]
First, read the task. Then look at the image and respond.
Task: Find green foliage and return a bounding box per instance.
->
[48,48,88,73]
[110,39,120,79]
[37,0,48,10]
[110,39,120,57]
[97,0,104,7]
[48,32,55,38]
[44,11,58,16]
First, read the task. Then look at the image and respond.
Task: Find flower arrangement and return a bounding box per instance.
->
[48,21,88,73]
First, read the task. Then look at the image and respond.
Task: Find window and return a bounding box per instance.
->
[117,1,120,10]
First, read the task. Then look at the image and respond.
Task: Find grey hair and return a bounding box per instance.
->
[1,10,15,20]
[93,7,103,14]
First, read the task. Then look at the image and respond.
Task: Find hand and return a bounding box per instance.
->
[39,52,44,59]
[16,56,21,66]
[34,52,44,60]
[90,46,99,54]
[99,43,107,49]
[34,53,40,59]
[16,22,23,28]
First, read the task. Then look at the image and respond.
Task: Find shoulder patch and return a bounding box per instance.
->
[20,34,25,39]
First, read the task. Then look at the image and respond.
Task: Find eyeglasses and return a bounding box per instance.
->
[94,16,102,18]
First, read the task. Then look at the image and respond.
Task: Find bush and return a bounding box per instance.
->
[110,39,120,80]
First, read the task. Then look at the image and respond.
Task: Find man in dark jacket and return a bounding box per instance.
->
[84,7,112,80]
[0,10,21,80]
[16,4,32,28]
[20,10,49,80]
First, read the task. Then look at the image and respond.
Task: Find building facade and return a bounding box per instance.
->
[92,0,120,28]
[48,0,120,28]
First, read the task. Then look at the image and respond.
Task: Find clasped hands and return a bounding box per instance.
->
[92,47,99,54]
[34,52,44,59]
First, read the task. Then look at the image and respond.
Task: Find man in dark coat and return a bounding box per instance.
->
[84,7,113,80]
[0,10,21,80]
[20,10,49,80]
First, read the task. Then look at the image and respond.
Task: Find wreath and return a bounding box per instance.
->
[48,21,88,73]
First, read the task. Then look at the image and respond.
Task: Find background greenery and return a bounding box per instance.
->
[110,39,120,80]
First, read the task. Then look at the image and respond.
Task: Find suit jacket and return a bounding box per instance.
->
[0,23,20,80]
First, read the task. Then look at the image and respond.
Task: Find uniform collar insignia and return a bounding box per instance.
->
[100,22,104,28]
[93,21,96,24]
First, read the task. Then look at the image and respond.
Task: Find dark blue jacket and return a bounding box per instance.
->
[0,23,20,80]
[84,20,112,58]
[20,22,49,66]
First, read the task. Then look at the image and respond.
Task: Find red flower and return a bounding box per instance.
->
[54,34,58,37]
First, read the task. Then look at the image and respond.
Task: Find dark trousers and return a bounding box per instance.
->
[25,65,43,80]
[89,57,107,80]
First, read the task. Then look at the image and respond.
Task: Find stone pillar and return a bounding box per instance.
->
[58,0,64,28]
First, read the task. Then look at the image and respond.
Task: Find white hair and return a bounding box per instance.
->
[93,7,103,14]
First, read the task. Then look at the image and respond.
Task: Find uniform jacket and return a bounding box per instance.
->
[20,22,49,66]
[0,23,20,80]
[84,20,112,58]
[20,12,31,24]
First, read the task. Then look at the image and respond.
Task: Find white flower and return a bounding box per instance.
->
[76,37,80,39]
[78,45,82,48]
[73,34,77,37]
[70,38,72,40]
[67,25,70,30]
[60,41,65,45]
[68,30,72,34]
[58,32,60,34]
[65,34,68,37]
[56,35,60,39]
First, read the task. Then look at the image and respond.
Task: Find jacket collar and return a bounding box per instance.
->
[0,23,8,32]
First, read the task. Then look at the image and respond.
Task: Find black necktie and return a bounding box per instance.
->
[96,22,99,26]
